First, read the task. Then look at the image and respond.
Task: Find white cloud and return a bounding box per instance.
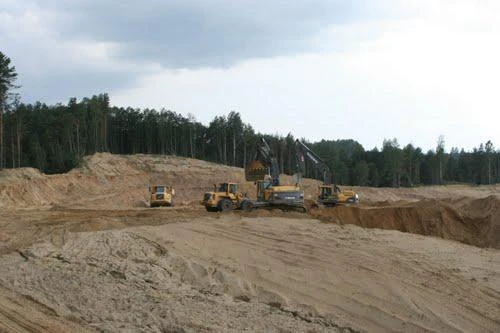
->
[112,1,500,151]
[2,0,499,151]
[0,1,160,102]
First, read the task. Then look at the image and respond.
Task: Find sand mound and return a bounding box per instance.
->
[0,167,44,181]
[0,153,254,209]
[354,184,500,204]
[0,230,340,332]
[0,153,324,210]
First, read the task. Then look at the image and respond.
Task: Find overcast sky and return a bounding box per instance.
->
[1,0,499,151]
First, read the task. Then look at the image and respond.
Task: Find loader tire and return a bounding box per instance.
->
[218,199,233,212]
[240,199,254,211]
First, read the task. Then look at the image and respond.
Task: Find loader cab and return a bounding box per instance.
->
[216,182,239,194]
[217,183,228,192]
[228,183,238,194]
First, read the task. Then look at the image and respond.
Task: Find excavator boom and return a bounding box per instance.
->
[294,139,359,206]
[295,139,331,185]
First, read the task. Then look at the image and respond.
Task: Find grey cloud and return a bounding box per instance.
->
[0,5,140,104]
[19,66,138,105]
[42,0,372,69]
[3,0,401,103]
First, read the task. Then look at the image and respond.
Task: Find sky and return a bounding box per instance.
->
[1,0,499,151]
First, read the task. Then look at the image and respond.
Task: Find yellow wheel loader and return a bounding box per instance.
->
[202,182,250,212]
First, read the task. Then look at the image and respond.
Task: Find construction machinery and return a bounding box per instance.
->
[202,182,251,212]
[149,184,175,207]
[244,137,305,212]
[295,139,359,207]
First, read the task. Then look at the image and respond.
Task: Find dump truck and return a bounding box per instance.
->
[149,185,175,207]
[202,182,251,212]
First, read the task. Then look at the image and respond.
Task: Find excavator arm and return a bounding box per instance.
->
[294,139,332,185]
[294,139,359,206]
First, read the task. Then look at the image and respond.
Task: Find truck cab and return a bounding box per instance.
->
[149,185,175,207]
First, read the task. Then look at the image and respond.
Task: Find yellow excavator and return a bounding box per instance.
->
[244,137,305,212]
[295,139,359,207]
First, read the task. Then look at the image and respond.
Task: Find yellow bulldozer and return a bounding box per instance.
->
[202,182,251,212]
[149,185,175,207]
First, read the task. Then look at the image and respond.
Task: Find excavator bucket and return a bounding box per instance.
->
[245,160,268,181]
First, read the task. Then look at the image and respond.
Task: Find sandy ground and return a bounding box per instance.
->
[0,153,499,332]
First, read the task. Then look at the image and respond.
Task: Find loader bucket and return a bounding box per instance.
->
[245,160,268,181]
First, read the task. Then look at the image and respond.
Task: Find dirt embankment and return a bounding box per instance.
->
[0,154,255,209]
[311,195,500,248]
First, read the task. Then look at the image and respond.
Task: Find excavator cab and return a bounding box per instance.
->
[319,184,343,199]
[319,185,333,198]
[243,137,305,212]
[317,185,337,206]
[256,179,273,201]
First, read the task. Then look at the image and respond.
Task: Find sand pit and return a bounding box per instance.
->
[0,216,498,332]
[0,153,499,332]
[1,152,498,248]
[310,196,500,248]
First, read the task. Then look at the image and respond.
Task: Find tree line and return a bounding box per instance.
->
[0,93,497,186]
[1,51,498,186]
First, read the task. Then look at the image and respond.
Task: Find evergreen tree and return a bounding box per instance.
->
[0,51,19,168]
[0,89,498,186]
